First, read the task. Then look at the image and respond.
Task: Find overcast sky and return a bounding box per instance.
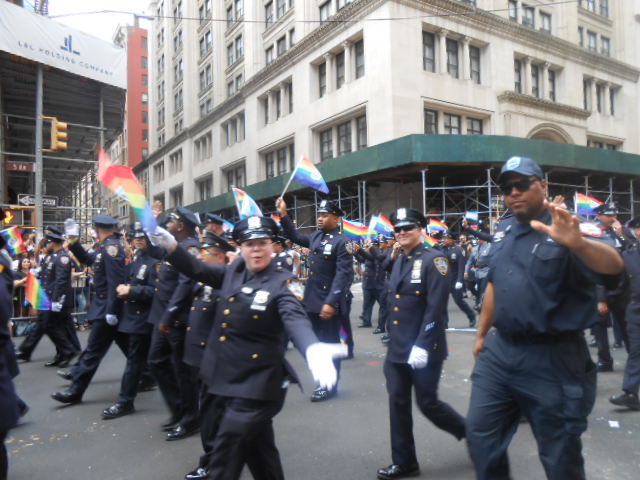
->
[45,0,151,43]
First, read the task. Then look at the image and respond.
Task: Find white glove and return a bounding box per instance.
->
[305,342,348,390]
[407,345,428,369]
[455,282,463,290]
[64,218,80,237]
[146,226,177,252]
[105,314,119,326]
[51,301,63,312]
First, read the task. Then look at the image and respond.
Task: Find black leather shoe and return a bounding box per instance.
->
[377,463,420,479]
[358,323,372,328]
[15,351,30,362]
[51,390,82,405]
[310,387,336,403]
[137,381,157,393]
[469,318,477,328]
[56,355,76,368]
[185,467,208,480]
[372,328,385,335]
[166,424,199,441]
[44,357,62,367]
[161,414,181,432]
[610,392,640,410]
[57,369,73,381]
[102,403,135,420]
[597,361,613,372]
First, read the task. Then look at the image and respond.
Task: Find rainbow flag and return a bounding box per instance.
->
[232,187,263,219]
[368,215,394,235]
[292,156,329,194]
[343,219,373,240]
[25,271,50,310]
[421,229,438,247]
[222,219,235,232]
[97,149,158,232]
[428,219,448,233]
[0,226,26,257]
[339,325,349,345]
[271,214,282,226]
[465,212,479,221]
[575,192,603,216]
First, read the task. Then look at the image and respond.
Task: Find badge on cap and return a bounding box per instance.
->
[188,246,199,257]
[242,286,254,294]
[248,216,261,229]
[397,208,407,220]
[287,278,304,301]
[433,257,449,276]
[320,200,327,209]
[134,221,142,230]
[505,157,521,171]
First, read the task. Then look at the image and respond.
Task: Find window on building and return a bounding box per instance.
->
[265,152,275,178]
[289,28,296,46]
[469,45,481,84]
[444,113,461,134]
[336,51,345,89]
[320,128,333,161]
[153,161,165,182]
[225,164,246,191]
[531,64,539,97]
[235,0,244,18]
[540,12,551,33]
[337,121,352,155]
[587,31,597,51]
[142,74,148,87]
[158,81,164,101]
[142,111,148,124]
[422,31,436,72]
[262,97,269,125]
[578,27,584,47]
[157,107,165,127]
[446,38,459,79]
[355,39,365,79]
[169,150,183,174]
[276,0,286,17]
[337,0,352,10]
[227,81,234,98]
[169,185,183,208]
[199,70,206,91]
[287,82,293,113]
[174,58,183,82]
[199,4,205,23]
[319,62,327,97]
[277,36,287,56]
[227,44,234,66]
[226,5,233,26]
[142,92,148,105]
[610,88,615,116]
[175,89,183,111]
[523,6,535,28]
[356,115,367,150]
[546,69,556,101]
[142,129,148,142]
[514,59,522,93]
[424,109,438,134]
[596,83,602,113]
[467,117,483,135]
[197,177,213,201]
[157,28,164,46]
[585,0,595,13]
[206,64,213,86]
[265,1,274,28]
[235,35,244,60]
[601,36,610,56]
[583,79,589,110]
[205,30,212,52]
[277,147,287,175]
[266,46,274,65]
[600,0,609,17]
[157,55,165,73]
[319,1,331,23]
[235,73,243,91]
[275,90,282,119]
[508,0,517,20]
[141,56,148,69]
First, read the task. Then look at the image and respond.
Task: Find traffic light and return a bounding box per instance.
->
[2,208,15,225]
[43,116,68,152]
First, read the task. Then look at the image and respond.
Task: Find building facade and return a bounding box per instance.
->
[142,0,640,217]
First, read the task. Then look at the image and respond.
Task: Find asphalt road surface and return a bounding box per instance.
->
[7,284,640,479]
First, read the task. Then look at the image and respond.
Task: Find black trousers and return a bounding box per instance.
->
[467,331,596,480]
[384,361,465,466]
[46,308,80,358]
[361,288,383,326]
[203,391,286,480]
[594,313,613,364]
[308,312,342,385]
[0,430,7,480]
[148,326,200,427]
[623,302,640,395]
[448,286,476,324]
[70,319,128,396]
[117,333,151,406]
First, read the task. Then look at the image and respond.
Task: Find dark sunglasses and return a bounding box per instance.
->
[499,177,539,195]
[394,225,417,233]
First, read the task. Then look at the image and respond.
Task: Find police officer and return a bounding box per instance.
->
[101,223,161,419]
[377,208,466,480]
[466,156,624,479]
[147,206,201,440]
[610,217,640,410]
[272,235,295,273]
[440,231,476,327]
[354,238,386,328]
[202,213,226,236]
[51,215,128,405]
[0,235,21,480]
[276,197,354,401]
[147,216,346,480]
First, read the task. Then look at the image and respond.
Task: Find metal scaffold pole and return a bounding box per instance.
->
[421,169,427,215]
[34,63,44,233]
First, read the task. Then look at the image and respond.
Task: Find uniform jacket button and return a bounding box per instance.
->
[251,353,259,359]
[136,311,140,314]
[229,297,235,302]
[223,309,230,315]
[393,320,399,325]
[187,327,192,331]
[393,307,399,312]
[219,336,227,342]
[415,290,420,294]
[191,307,195,311]
[200,341,206,346]
[203,307,208,311]
[253,315,259,319]
[395,294,400,299]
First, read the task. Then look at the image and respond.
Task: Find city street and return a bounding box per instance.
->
[7,286,640,480]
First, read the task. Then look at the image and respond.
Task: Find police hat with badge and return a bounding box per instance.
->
[497,156,544,184]
[203,212,225,226]
[45,225,65,243]
[389,208,426,230]
[201,231,235,253]
[93,215,119,230]
[594,202,618,216]
[274,234,289,247]
[167,206,201,231]
[317,200,345,217]
[232,216,279,244]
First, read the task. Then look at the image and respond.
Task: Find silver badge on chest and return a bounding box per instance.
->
[136,264,147,280]
[410,259,423,283]
[203,286,213,302]
[323,243,333,255]
[250,290,270,311]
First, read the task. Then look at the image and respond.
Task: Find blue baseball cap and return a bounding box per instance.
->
[497,156,544,184]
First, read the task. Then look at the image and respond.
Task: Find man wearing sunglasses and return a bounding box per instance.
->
[377,208,466,480]
[466,156,624,480]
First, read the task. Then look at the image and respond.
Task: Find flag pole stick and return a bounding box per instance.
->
[280,156,303,198]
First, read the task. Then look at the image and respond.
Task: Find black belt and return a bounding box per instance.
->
[498,330,583,345]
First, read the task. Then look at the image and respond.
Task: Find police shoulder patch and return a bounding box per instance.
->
[106,245,119,258]
[60,255,70,265]
[344,240,354,255]
[433,256,449,276]
[188,246,200,257]
[287,278,305,301]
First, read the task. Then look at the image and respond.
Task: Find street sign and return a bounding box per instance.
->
[6,161,36,172]
[17,194,58,207]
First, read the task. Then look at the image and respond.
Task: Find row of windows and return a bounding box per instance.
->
[578,27,610,56]
[265,0,294,29]
[319,0,353,23]
[198,0,212,24]
[265,143,296,179]
[227,73,244,98]
[514,59,557,101]
[578,0,609,18]
[318,39,364,98]
[508,1,552,33]
[227,35,244,67]
[265,29,295,66]
[260,82,293,125]
[583,79,616,115]
[223,112,246,147]
[319,115,367,162]
[199,30,213,58]
[226,0,244,27]
[424,109,484,135]
[199,64,213,92]
[422,32,481,84]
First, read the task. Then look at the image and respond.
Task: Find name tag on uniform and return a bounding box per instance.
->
[251,290,270,311]
[203,286,213,302]
[136,264,147,280]
[323,244,333,255]
[410,260,422,283]
[451,253,457,261]
[96,253,102,264]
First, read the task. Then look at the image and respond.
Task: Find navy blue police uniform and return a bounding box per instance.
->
[466,157,618,480]
[440,233,477,327]
[0,245,20,480]
[280,200,354,401]
[356,241,387,328]
[52,216,128,404]
[147,206,202,439]
[102,225,161,419]
[378,208,466,479]
[164,216,320,480]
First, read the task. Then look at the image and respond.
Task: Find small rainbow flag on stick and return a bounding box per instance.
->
[343,219,373,240]
[369,215,394,235]
[232,187,263,219]
[575,192,603,216]
[97,149,158,232]
[428,219,448,232]
[0,226,26,257]
[25,271,50,310]
[421,229,439,248]
[271,214,282,226]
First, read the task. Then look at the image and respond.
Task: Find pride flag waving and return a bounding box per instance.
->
[575,193,603,216]
[368,215,394,235]
[342,219,372,240]
[25,271,50,310]
[0,227,26,257]
[232,187,263,219]
[280,156,330,197]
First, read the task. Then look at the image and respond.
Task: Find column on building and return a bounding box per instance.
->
[523,56,531,96]
[343,40,352,84]
[350,117,358,152]
[516,0,523,23]
[324,53,334,92]
[438,29,448,74]
[589,78,598,113]
[280,82,288,116]
[437,109,445,134]
[267,89,275,123]
[461,36,471,81]
[236,112,245,140]
[602,82,610,116]
[541,62,549,100]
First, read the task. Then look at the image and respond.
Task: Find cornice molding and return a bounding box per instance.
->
[497,91,592,119]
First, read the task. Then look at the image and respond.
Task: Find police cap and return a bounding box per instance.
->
[274,234,288,246]
[317,200,344,217]
[594,202,618,216]
[203,212,225,225]
[130,221,147,239]
[45,225,65,242]
[497,156,544,184]
[232,216,279,244]
[93,215,119,229]
[389,208,426,229]
[168,206,201,229]
[441,231,455,240]
[201,231,235,253]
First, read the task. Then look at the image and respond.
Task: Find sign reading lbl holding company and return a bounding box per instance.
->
[0,1,126,90]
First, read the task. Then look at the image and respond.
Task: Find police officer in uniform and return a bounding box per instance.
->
[377,208,466,480]
[276,197,354,401]
[147,206,202,440]
[51,215,128,405]
[202,213,226,236]
[148,216,346,480]
[610,217,640,409]
[466,157,624,480]
[1,235,21,480]
[272,235,296,273]
[101,223,161,419]
[440,231,476,327]
[354,238,386,328]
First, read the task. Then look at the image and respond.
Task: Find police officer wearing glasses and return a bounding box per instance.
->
[147,216,347,480]
[466,156,624,480]
[377,208,466,480]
